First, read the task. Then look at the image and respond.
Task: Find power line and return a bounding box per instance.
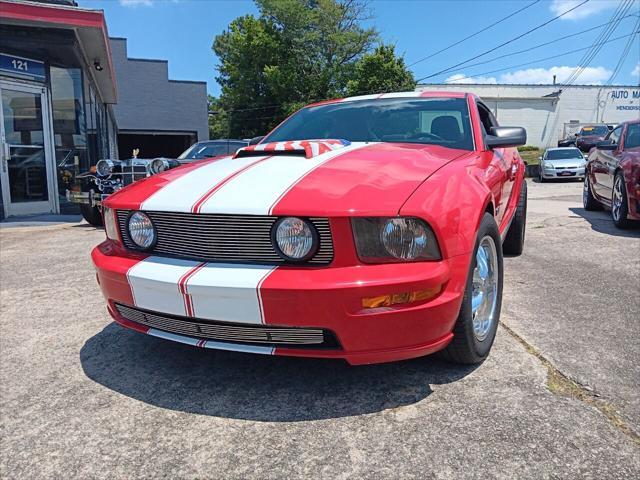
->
[416,0,591,82]
[407,0,541,68]
[443,13,638,73]
[437,31,638,84]
[562,0,635,85]
[606,16,640,84]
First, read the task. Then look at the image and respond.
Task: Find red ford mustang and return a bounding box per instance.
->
[92,91,527,365]
[583,120,640,229]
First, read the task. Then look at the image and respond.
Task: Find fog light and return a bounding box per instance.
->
[362,285,442,309]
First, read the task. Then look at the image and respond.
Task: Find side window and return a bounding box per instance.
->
[607,126,622,145]
[623,123,639,149]
[477,103,497,137]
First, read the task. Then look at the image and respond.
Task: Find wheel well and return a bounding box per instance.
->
[485,202,495,217]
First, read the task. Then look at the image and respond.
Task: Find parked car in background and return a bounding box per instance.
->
[93,92,528,366]
[557,134,577,147]
[67,139,249,226]
[177,139,248,161]
[538,147,586,182]
[575,125,610,152]
[583,120,640,229]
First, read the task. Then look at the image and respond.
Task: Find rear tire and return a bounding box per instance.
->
[80,203,103,227]
[441,213,503,365]
[611,172,631,229]
[503,181,527,256]
[583,175,601,211]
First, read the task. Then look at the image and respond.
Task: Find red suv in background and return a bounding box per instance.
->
[583,120,640,229]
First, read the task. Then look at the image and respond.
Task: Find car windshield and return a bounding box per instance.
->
[178,142,246,159]
[546,149,583,159]
[625,123,639,148]
[264,97,474,151]
[580,126,608,136]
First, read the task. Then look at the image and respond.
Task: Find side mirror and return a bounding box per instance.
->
[596,140,616,151]
[248,136,264,145]
[538,156,542,161]
[485,126,527,149]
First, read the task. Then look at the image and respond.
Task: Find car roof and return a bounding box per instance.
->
[306,91,467,108]
[546,147,581,151]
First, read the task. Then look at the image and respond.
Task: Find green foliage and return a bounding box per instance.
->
[346,44,415,96]
[212,0,380,138]
[517,145,541,152]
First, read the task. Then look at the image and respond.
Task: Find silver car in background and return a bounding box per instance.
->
[539,147,587,182]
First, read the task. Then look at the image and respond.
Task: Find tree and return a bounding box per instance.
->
[346,44,415,96]
[212,0,378,138]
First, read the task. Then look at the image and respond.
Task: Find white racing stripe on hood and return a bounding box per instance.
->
[197,142,369,215]
[139,155,268,212]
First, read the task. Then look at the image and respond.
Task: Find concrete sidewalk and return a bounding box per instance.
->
[1,182,638,479]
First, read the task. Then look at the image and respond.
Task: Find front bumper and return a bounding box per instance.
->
[540,167,585,179]
[66,189,107,207]
[92,241,470,365]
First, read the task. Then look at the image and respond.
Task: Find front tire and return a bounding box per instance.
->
[611,172,631,229]
[503,181,527,256]
[441,213,503,364]
[583,175,601,211]
[80,203,104,227]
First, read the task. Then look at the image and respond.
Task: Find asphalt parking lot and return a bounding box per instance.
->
[1,180,639,479]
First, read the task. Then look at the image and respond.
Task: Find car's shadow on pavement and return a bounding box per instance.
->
[80,323,478,421]
[569,207,640,237]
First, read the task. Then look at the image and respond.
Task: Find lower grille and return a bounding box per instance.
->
[115,303,341,349]
[116,210,334,265]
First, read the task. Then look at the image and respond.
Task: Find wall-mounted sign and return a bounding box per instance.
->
[0,53,46,82]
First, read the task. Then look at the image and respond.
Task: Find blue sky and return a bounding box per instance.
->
[80,0,640,96]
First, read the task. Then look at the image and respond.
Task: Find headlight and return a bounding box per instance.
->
[96,159,115,177]
[127,211,156,250]
[272,217,318,262]
[150,158,170,174]
[351,217,441,263]
[543,162,555,170]
[103,208,119,241]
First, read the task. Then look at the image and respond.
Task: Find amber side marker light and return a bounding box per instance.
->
[362,285,442,309]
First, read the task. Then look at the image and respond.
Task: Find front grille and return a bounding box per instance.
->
[116,210,334,265]
[116,165,148,186]
[555,166,578,169]
[115,303,340,349]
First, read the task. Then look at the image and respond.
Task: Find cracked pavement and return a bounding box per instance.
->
[1,180,639,479]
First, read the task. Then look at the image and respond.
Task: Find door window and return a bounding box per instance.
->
[1,88,49,203]
[606,125,622,146]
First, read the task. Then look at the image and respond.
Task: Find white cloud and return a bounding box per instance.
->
[549,0,613,20]
[445,73,497,84]
[446,66,612,85]
[632,63,640,77]
[119,0,154,7]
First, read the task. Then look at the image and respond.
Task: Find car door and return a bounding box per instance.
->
[592,125,622,199]
[476,101,513,226]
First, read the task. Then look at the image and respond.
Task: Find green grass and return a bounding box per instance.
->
[518,148,543,166]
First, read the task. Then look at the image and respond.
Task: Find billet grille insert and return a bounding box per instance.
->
[116,210,333,265]
[115,303,340,349]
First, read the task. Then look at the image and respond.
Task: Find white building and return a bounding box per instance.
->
[416,84,640,147]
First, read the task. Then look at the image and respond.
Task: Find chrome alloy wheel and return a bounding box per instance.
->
[471,235,499,342]
[612,175,624,222]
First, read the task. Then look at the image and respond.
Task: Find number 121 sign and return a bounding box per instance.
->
[0,53,46,82]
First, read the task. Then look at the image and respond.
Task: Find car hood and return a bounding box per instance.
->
[105,142,470,216]
[543,157,585,167]
[577,135,605,142]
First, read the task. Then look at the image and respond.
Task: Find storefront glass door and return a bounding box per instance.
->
[1,81,56,217]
